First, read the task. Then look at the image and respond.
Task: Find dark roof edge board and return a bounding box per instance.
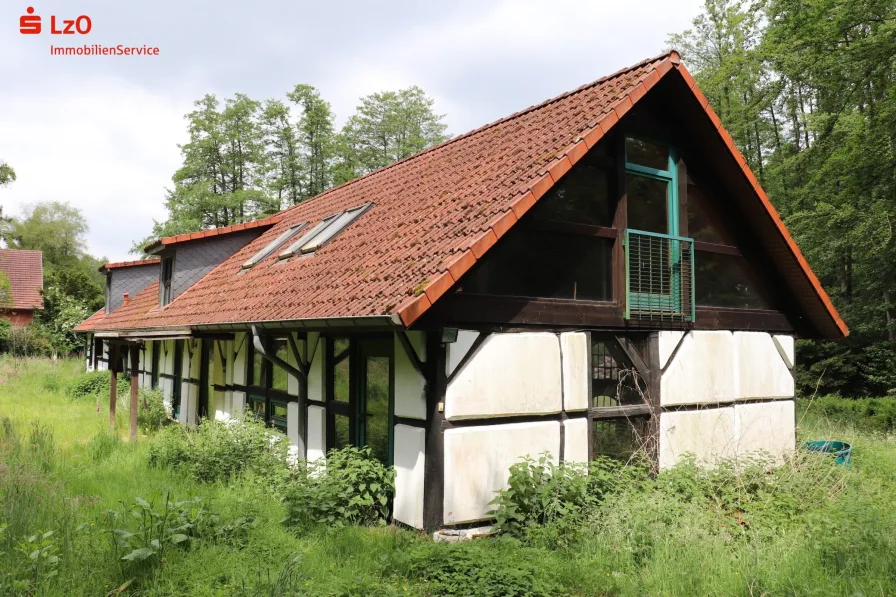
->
[144,215,283,255]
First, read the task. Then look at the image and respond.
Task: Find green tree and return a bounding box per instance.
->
[0,161,15,187]
[261,99,303,208]
[334,86,449,183]
[2,201,88,268]
[288,84,336,200]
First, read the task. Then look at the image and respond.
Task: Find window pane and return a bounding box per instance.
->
[463,229,612,301]
[592,417,649,462]
[591,339,647,407]
[530,163,613,226]
[271,339,289,392]
[248,395,266,418]
[364,356,390,464]
[333,343,350,403]
[626,138,669,171]
[627,174,668,234]
[687,185,733,245]
[252,348,266,387]
[695,252,769,309]
[271,401,288,430]
[334,414,351,450]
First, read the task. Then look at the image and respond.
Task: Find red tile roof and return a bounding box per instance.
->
[0,249,43,311]
[77,51,846,338]
[144,215,283,253]
[101,259,159,271]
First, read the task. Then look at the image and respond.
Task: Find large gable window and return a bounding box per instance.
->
[247,337,295,432]
[463,148,615,301]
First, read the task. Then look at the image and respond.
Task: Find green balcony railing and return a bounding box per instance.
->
[624,229,695,323]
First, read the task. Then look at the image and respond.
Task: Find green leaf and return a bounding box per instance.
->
[169,533,190,544]
[121,547,155,562]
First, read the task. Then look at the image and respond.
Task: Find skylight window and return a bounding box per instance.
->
[278,203,371,259]
[242,223,307,269]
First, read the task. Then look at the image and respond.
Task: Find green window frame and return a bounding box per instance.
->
[624,137,693,319]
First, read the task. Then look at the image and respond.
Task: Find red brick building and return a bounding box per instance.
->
[0,249,44,325]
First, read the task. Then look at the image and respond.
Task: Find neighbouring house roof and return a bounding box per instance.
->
[143,215,283,254]
[100,259,159,273]
[76,51,847,339]
[0,249,43,311]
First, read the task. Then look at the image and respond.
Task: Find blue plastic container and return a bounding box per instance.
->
[802,440,852,466]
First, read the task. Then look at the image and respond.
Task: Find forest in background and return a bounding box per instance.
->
[669,0,896,396]
[3,0,895,396]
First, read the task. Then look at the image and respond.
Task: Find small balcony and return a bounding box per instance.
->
[624,229,695,323]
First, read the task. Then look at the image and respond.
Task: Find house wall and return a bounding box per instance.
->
[1,309,35,326]
[106,264,159,313]
[441,331,585,525]
[657,331,796,469]
[159,340,175,411]
[169,231,259,302]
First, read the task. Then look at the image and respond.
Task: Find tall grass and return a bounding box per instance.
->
[0,356,894,596]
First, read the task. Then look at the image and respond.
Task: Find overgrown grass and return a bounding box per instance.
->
[0,356,894,596]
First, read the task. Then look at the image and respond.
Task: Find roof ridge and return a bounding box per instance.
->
[279,50,676,217]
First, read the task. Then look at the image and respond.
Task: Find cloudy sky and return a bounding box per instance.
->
[0,0,703,262]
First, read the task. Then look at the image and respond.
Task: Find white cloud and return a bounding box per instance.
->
[0,74,188,262]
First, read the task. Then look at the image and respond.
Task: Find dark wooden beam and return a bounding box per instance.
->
[423,331,446,532]
[695,307,794,332]
[613,335,649,380]
[445,332,489,386]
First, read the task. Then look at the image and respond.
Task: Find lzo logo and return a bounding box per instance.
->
[19,6,92,35]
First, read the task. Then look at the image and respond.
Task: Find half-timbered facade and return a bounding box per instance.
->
[77,51,847,531]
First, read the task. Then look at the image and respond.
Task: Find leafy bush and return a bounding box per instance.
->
[394,541,568,597]
[66,370,110,400]
[41,373,61,393]
[148,416,290,483]
[136,388,168,433]
[489,453,651,545]
[283,446,395,530]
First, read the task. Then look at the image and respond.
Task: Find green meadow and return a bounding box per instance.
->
[1,357,894,596]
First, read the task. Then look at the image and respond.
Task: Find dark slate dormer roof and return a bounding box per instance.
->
[76,51,847,339]
[0,249,43,311]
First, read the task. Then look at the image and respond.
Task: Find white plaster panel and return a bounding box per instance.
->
[232,333,248,386]
[773,335,795,369]
[563,418,589,464]
[446,330,479,377]
[659,407,735,469]
[733,332,794,399]
[306,405,326,462]
[393,425,425,529]
[560,333,589,411]
[394,333,427,420]
[734,400,795,463]
[231,391,246,416]
[287,401,305,456]
[658,331,684,370]
[308,337,325,403]
[445,333,562,420]
[661,331,735,406]
[443,421,560,524]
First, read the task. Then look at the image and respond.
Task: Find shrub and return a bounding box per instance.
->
[394,541,568,597]
[66,370,110,400]
[282,446,395,530]
[136,388,168,433]
[489,453,651,545]
[148,416,290,484]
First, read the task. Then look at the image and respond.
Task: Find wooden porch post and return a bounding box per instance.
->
[109,344,119,431]
[129,344,140,442]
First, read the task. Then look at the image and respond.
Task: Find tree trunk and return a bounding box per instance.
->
[130,345,140,442]
[885,290,896,342]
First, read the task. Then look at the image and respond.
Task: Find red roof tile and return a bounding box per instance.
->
[143,215,283,253]
[101,259,160,271]
[0,249,43,311]
[78,51,846,338]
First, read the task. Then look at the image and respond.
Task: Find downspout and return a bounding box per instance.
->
[251,325,309,454]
